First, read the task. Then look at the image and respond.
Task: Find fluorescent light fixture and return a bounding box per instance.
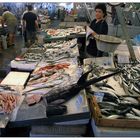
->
[59,3,66,7]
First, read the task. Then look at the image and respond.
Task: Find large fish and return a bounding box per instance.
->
[44,69,122,103]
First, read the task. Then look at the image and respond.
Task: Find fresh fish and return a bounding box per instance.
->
[101,108,122,116]
[97,89,119,101]
[49,99,66,105]
[117,107,132,115]
[133,84,140,93]
[101,109,112,116]
[130,110,136,115]
[98,102,119,110]
[94,83,115,90]
[105,68,120,72]
[27,77,48,86]
[77,69,93,85]
[123,97,139,106]
[126,113,140,120]
[134,82,140,90]
[132,108,140,117]
[45,70,122,103]
[23,84,54,94]
[29,74,42,82]
[106,115,124,119]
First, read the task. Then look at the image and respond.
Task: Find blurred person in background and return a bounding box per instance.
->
[21,5,28,45]
[2,7,17,47]
[22,5,39,47]
[86,3,108,57]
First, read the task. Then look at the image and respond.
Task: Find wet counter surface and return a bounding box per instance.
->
[9,90,90,128]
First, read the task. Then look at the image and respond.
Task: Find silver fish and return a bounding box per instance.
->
[98,89,119,101]
[123,97,139,106]
[126,113,140,120]
[29,74,42,82]
[106,115,124,119]
[98,102,119,110]
[132,108,140,117]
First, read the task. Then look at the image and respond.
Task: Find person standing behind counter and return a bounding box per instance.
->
[2,8,17,47]
[22,5,39,47]
[21,5,28,45]
[86,3,108,57]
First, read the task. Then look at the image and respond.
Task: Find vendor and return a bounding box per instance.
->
[2,7,17,47]
[86,3,108,57]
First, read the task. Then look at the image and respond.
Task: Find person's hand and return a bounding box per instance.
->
[91,31,97,37]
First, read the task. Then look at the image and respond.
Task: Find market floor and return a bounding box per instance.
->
[0,34,25,80]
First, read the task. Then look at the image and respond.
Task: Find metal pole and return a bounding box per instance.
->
[115,6,137,61]
[83,3,92,23]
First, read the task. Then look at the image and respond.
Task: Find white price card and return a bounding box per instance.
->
[118,55,130,64]
[94,92,104,103]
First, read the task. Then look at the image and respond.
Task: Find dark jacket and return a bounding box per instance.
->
[87,19,108,57]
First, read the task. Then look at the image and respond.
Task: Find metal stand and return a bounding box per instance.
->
[115,6,137,62]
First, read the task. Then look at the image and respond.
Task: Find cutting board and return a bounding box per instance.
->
[1,71,30,87]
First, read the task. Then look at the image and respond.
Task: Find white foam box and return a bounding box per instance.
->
[1,71,30,90]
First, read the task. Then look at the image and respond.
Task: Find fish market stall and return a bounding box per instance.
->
[43,26,86,43]
[90,92,140,137]
[0,37,91,136]
[8,90,90,136]
[8,75,89,136]
[10,39,78,72]
[10,43,45,72]
[84,56,140,136]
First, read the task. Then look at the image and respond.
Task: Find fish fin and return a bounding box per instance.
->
[77,68,93,85]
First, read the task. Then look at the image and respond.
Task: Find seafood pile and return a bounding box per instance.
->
[23,53,43,62]
[43,41,64,49]
[25,94,42,106]
[45,26,85,37]
[84,63,109,82]
[44,39,77,49]
[120,64,140,96]
[24,62,73,95]
[43,39,78,62]
[0,85,20,114]
[15,43,45,62]
[94,93,140,120]
[44,48,72,61]
[14,39,77,64]
[84,60,140,120]
[28,46,45,53]
[18,37,81,106]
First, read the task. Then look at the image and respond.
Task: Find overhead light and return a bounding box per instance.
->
[59,3,66,7]
[34,7,37,10]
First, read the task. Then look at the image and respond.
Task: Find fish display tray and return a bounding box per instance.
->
[90,96,140,129]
